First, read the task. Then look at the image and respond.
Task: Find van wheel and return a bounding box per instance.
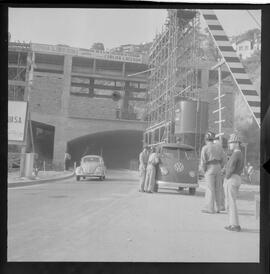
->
[189,188,196,195]
[99,176,103,181]
[103,176,106,180]
[177,187,184,192]
[76,176,80,181]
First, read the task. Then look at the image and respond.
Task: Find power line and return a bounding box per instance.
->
[247,10,261,29]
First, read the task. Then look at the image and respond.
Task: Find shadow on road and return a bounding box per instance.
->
[241,228,259,234]
[238,190,259,202]
[155,189,205,197]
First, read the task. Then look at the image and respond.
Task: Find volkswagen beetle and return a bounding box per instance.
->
[155,143,199,195]
[75,155,106,181]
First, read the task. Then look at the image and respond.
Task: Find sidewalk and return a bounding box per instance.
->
[8,170,74,188]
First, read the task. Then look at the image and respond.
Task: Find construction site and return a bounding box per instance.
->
[144,9,260,159]
[7,8,262,264]
[8,9,261,172]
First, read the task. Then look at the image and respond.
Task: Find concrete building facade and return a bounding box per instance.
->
[9,43,149,169]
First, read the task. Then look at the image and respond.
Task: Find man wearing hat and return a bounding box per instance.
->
[200,131,227,213]
[223,133,244,232]
[138,144,150,192]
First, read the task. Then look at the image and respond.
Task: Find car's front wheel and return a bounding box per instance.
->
[76,175,80,181]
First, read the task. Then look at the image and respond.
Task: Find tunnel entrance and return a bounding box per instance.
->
[67,130,143,170]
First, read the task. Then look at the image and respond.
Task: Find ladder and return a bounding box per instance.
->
[200,9,260,128]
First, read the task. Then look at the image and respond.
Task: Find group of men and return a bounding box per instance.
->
[139,130,245,232]
[138,146,159,193]
[200,131,244,232]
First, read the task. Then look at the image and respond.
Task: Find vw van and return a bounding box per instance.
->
[155,143,199,195]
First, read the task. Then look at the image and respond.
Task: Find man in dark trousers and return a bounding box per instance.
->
[64,152,71,171]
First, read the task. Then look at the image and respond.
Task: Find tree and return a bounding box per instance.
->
[91,42,105,51]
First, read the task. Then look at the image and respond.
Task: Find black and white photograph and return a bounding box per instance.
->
[7,6,262,263]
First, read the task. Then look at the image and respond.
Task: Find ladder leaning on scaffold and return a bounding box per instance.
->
[200,9,261,128]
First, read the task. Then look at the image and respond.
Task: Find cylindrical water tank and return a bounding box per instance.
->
[174,99,209,134]
[174,100,209,149]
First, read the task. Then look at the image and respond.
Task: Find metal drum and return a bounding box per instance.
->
[174,99,209,150]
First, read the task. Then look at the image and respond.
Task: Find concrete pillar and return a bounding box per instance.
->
[93,59,96,73]
[89,78,94,97]
[61,55,72,115]
[121,81,130,117]
[53,54,72,168]
[122,62,126,77]
[202,68,209,89]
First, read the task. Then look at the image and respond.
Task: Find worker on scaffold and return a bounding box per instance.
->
[200,131,227,214]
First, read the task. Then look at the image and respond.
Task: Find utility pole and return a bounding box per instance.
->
[211,59,225,143]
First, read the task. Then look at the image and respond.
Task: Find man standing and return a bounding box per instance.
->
[224,133,244,232]
[214,135,227,211]
[64,152,71,171]
[200,131,227,214]
[144,146,160,193]
[138,145,149,192]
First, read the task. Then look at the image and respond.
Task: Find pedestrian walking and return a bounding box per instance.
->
[138,145,150,192]
[64,152,71,171]
[200,131,227,214]
[144,146,160,193]
[246,162,254,183]
[224,133,244,232]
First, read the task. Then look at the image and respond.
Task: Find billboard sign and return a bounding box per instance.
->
[8,101,28,143]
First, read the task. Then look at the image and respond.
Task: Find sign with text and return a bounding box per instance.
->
[31,43,144,64]
[8,101,28,143]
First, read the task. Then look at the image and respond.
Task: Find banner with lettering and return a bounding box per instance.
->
[8,101,28,142]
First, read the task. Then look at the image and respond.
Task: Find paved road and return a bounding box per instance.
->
[8,170,259,262]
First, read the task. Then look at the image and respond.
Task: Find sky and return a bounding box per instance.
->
[8,8,261,50]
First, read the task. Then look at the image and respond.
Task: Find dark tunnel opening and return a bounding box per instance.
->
[67,130,143,170]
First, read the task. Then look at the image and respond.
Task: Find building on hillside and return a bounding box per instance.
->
[232,29,261,60]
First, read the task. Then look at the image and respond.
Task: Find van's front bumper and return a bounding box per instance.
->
[156,180,199,189]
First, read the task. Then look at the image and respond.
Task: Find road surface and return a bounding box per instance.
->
[8,169,259,262]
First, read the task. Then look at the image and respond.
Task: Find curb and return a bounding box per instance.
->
[8,172,75,188]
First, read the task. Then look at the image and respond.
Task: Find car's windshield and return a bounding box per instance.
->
[162,147,196,160]
[83,157,100,163]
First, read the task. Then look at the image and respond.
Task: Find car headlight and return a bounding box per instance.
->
[160,166,169,176]
[189,171,196,177]
[95,166,103,173]
[76,167,82,173]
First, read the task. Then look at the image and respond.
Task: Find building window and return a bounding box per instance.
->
[245,45,249,50]
[71,76,90,84]
[70,86,89,95]
[8,85,25,101]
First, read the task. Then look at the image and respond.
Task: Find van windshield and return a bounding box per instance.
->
[162,147,196,160]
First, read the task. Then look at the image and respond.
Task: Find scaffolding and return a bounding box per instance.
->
[144,9,200,146]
